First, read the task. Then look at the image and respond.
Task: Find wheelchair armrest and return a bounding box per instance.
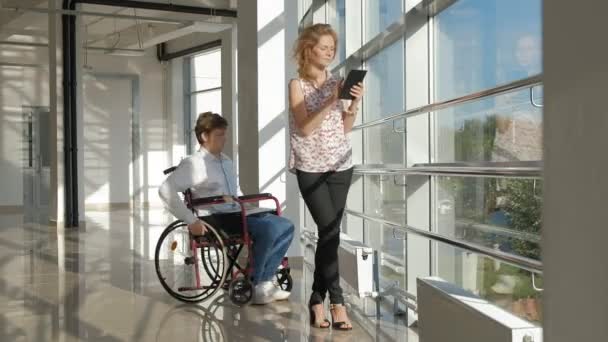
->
[238,193,273,201]
[163,166,177,175]
[188,195,227,208]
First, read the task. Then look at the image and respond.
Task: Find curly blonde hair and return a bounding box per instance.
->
[293,24,338,81]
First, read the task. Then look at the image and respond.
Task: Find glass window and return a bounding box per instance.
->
[300,10,314,30]
[434,0,542,100]
[365,220,406,291]
[364,39,405,164]
[191,90,222,119]
[327,0,347,63]
[299,0,313,22]
[433,90,543,163]
[305,0,544,326]
[434,176,542,260]
[188,48,223,151]
[363,174,407,225]
[191,48,221,92]
[364,0,403,43]
[431,0,543,325]
[365,40,405,122]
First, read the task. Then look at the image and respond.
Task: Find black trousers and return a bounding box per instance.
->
[296,167,353,305]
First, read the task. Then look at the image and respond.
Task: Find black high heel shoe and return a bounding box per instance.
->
[309,303,330,329]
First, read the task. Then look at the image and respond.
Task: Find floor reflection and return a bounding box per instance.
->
[0,208,418,342]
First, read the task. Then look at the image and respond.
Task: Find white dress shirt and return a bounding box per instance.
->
[158,148,243,224]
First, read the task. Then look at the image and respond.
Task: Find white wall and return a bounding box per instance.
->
[76,50,165,213]
[0,44,50,208]
[542,1,608,340]
[82,75,132,206]
[237,0,301,256]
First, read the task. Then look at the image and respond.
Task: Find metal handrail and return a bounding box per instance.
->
[344,209,543,274]
[457,220,541,244]
[353,161,542,179]
[352,74,542,131]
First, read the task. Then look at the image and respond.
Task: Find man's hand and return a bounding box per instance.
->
[188,220,207,236]
[222,195,234,203]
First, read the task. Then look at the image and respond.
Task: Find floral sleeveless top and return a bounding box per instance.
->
[289,73,352,173]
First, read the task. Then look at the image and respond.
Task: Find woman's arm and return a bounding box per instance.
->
[289,79,339,137]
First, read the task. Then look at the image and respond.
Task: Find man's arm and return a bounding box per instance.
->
[158,158,199,224]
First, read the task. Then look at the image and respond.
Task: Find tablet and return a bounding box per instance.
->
[339,69,367,100]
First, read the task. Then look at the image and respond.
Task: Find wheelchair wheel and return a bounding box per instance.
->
[228,277,253,306]
[275,268,293,292]
[202,245,223,284]
[155,221,228,303]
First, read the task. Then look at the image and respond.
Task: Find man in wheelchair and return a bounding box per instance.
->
[159,112,295,305]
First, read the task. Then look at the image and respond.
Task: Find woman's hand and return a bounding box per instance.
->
[348,82,364,109]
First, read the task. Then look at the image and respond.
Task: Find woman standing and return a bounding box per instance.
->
[288,24,364,331]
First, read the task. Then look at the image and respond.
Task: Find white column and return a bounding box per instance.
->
[236,0,259,195]
[237,0,301,256]
[48,0,61,225]
[542,1,608,340]
[221,27,237,160]
[405,8,431,320]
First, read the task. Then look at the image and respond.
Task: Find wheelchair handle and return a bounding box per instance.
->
[237,193,273,201]
[186,194,227,209]
[185,193,281,216]
[163,166,177,175]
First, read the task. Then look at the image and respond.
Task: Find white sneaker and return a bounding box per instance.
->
[252,281,291,304]
[270,285,290,301]
[252,281,275,305]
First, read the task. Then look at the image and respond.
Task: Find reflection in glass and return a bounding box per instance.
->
[364,0,403,43]
[434,0,542,100]
[434,88,542,163]
[434,176,542,260]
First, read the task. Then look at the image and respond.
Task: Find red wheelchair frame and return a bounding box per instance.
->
[154,166,292,305]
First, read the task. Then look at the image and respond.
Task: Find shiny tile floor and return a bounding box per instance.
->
[0,208,418,341]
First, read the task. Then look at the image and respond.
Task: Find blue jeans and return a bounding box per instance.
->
[202,212,295,285]
[247,213,295,284]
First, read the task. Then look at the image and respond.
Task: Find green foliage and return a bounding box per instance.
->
[503,179,542,260]
[447,114,543,300]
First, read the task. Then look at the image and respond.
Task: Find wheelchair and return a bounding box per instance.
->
[154,166,293,306]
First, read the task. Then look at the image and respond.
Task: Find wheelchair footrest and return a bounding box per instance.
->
[178,285,215,292]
